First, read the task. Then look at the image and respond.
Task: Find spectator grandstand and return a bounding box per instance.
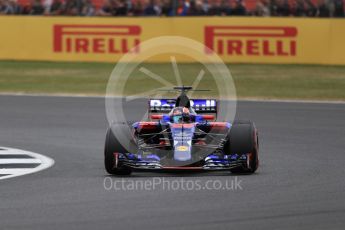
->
[0,0,344,17]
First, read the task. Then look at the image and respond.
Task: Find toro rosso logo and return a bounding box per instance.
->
[53,25,141,54]
[205,26,297,56]
[176,146,189,151]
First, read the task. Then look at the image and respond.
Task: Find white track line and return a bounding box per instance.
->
[0,159,41,164]
[0,169,34,174]
[239,98,345,105]
[0,147,54,180]
[1,93,345,104]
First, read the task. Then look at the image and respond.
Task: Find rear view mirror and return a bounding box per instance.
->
[150,114,163,120]
[202,115,215,120]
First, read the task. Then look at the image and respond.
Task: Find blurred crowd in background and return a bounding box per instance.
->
[0,0,344,17]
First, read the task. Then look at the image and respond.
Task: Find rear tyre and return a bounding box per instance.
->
[226,120,259,174]
[104,125,132,175]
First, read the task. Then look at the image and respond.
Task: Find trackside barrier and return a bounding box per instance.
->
[0,16,344,65]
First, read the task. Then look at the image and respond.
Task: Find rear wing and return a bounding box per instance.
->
[149,99,218,114]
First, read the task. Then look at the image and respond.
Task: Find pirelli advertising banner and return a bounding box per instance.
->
[0,16,345,65]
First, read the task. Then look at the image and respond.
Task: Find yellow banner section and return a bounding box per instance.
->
[0,16,344,64]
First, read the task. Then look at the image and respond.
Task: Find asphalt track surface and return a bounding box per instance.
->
[0,95,345,230]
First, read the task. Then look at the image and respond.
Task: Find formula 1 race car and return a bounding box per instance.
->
[104,87,259,175]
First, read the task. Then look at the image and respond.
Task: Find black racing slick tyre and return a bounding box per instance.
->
[228,120,259,174]
[104,125,132,175]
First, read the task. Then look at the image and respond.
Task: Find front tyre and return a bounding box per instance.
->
[104,126,132,175]
[228,120,259,174]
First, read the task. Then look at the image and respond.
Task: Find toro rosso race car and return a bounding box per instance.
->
[104,87,259,175]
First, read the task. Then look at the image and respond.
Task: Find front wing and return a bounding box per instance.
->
[113,152,249,172]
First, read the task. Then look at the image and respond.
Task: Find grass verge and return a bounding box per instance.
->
[0,61,344,101]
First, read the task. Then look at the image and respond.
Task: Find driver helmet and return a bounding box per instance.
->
[171,107,191,123]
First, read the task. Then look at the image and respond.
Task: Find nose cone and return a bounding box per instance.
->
[171,124,195,162]
[174,145,192,161]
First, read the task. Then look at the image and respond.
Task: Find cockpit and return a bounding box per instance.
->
[169,107,196,124]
